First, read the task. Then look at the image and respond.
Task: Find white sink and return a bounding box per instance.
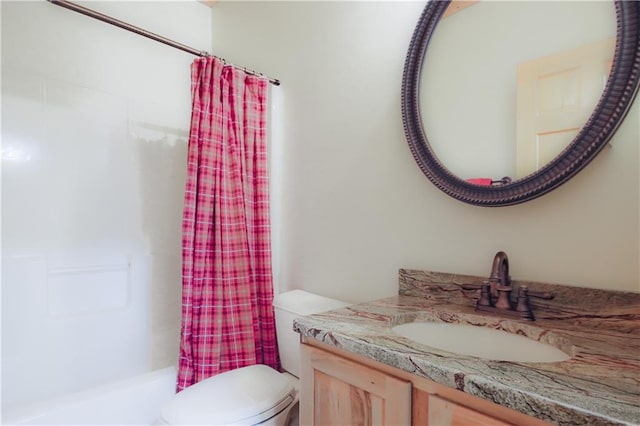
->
[392,322,571,363]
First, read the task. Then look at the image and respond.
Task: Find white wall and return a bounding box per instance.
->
[210,1,639,302]
[1,0,211,406]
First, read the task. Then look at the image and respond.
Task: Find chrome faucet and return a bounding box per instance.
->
[475,251,553,321]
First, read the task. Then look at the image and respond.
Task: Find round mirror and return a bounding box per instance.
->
[401,0,640,207]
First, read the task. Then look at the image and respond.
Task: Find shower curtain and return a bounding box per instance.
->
[177,57,280,391]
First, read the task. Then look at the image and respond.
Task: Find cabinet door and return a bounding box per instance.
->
[427,394,514,426]
[300,344,412,426]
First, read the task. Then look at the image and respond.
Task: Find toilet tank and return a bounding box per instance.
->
[272,290,349,378]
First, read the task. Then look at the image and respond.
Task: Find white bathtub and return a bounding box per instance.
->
[2,367,176,425]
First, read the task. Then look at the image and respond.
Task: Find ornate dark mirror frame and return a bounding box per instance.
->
[401,0,640,207]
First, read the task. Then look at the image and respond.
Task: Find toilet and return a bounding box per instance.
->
[158,290,349,425]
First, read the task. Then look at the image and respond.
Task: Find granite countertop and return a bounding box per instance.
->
[293,270,640,426]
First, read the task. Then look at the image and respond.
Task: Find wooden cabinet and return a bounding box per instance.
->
[299,343,411,425]
[300,342,551,426]
[422,394,513,426]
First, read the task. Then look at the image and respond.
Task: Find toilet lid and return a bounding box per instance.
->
[161,364,295,425]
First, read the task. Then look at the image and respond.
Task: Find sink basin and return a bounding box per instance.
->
[392,322,571,363]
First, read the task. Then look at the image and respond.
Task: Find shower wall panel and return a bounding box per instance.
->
[1,0,212,407]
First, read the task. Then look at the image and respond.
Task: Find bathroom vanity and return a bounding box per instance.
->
[299,343,551,425]
[294,270,640,426]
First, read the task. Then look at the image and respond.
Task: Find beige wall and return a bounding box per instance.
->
[211,1,639,301]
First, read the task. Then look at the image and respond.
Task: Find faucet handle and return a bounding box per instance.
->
[515,286,534,320]
[477,283,492,307]
[526,289,554,300]
[461,281,488,291]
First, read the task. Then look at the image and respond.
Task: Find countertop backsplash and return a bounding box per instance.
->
[399,269,640,332]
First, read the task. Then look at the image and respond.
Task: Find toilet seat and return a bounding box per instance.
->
[160,364,296,425]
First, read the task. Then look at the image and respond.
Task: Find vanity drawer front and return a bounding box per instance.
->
[427,394,513,426]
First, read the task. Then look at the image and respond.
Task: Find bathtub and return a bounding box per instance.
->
[2,367,176,425]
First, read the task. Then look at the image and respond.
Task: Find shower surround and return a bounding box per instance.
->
[1,0,211,409]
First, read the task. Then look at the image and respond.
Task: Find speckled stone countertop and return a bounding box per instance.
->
[293,270,640,426]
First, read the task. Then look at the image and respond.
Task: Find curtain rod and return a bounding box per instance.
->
[46,0,281,86]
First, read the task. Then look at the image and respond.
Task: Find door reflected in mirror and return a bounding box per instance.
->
[515,38,613,178]
[420,0,616,181]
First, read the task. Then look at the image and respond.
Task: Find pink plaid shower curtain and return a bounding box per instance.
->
[177,57,280,391]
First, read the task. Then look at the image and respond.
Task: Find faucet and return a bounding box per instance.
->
[488,251,511,309]
[475,251,553,321]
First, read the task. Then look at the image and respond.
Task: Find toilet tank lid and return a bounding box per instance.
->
[272,290,350,315]
[161,365,294,425]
